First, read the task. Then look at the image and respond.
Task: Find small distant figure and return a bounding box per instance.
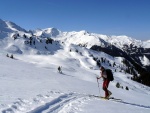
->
[10,54,14,59]
[6,54,9,57]
[58,66,62,73]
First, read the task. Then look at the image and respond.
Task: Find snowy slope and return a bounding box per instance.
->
[142,40,150,48]
[0,19,26,39]
[139,55,150,66]
[0,18,150,113]
[0,32,61,55]
[0,19,26,32]
[32,28,61,38]
[0,44,150,113]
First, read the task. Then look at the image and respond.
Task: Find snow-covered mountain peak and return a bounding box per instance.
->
[43,27,60,34]
[0,18,27,39]
[33,27,61,37]
[0,19,14,33]
[142,40,150,48]
[111,35,132,42]
[0,18,26,32]
[106,35,142,48]
[60,31,106,49]
[77,30,90,35]
[6,21,27,32]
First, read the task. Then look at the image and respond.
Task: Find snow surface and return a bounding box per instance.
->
[139,55,150,66]
[0,46,150,113]
[142,40,150,48]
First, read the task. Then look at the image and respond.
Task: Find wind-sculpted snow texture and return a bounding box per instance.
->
[1,91,150,113]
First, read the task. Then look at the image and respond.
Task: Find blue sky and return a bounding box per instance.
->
[0,0,150,40]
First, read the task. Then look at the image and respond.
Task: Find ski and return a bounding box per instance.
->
[89,95,122,101]
[108,97,122,101]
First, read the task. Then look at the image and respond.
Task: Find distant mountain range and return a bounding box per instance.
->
[0,18,150,86]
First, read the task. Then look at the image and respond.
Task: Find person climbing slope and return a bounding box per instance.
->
[97,66,112,99]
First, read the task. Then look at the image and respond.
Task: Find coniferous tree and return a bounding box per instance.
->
[10,54,14,59]
[116,82,120,88]
[6,54,9,57]
[126,86,129,90]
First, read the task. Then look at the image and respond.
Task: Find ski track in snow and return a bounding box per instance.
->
[1,91,89,113]
[111,100,150,109]
[1,91,150,113]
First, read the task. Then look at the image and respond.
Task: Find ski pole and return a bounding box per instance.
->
[97,78,101,96]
